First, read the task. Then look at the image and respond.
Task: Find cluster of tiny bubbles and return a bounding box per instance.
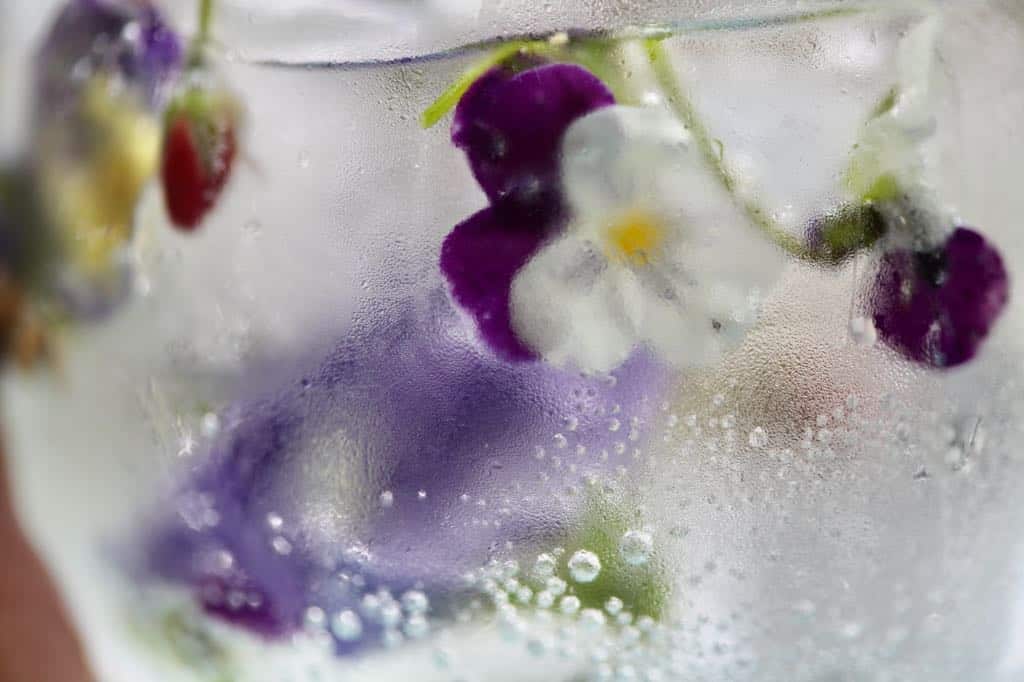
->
[446,544,710,680]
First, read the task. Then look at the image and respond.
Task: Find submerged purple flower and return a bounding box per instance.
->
[141,300,667,650]
[35,0,182,115]
[872,227,1009,368]
[36,0,181,117]
[441,64,614,361]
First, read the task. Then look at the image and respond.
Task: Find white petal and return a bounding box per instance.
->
[561,105,692,238]
[510,236,640,374]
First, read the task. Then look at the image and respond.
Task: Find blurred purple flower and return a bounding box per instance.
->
[441,64,614,360]
[142,298,667,650]
[872,227,1009,368]
[35,0,182,117]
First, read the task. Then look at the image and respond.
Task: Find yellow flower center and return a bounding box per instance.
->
[605,209,666,267]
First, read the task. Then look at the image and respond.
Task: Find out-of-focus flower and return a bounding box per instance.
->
[142,301,668,649]
[26,0,182,318]
[871,227,1008,369]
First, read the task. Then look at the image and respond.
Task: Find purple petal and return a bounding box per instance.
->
[440,203,557,361]
[452,64,614,208]
[872,227,1009,368]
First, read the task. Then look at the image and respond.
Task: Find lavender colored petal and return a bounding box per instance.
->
[141,300,669,650]
[441,203,559,361]
[873,227,1009,368]
[452,64,614,208]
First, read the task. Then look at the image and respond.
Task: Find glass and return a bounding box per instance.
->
[2,1,1024,680]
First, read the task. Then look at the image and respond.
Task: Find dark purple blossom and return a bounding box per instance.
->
[141,300,667,651]
[441,64,614,361]
[872,227,1009,368]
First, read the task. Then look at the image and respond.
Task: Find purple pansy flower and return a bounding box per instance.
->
[141,300,666,651]
[871,227,1009,368]
[35,0,182,117]
[441,64,614,361]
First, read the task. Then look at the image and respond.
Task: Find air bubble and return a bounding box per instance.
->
[401,590,429,614]
[533,553,557,579]
[568,550,602,583]
[849,316,877,346]
[605,597,623,615]
[559,595,581,615]
[619,530,654,566]
[331,610,363,641]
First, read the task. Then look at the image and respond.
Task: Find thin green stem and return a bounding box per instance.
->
[421,40,548,128]
[644,38,809,260]
[188,0,216,68]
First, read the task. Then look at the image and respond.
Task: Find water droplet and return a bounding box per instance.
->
[382,628,403,648]
[849,316,877,346]
[579,608,606,631]
[331,610,363,641]
[401,590,429,614]
[546,576,567,596]
[619,530,654,566]
[533,553,557,579]
[536,591,555,608]
[568,550,602,583]
[559,595,581,615]
[564,416,579,431]
[379,490,394,508]
[297,150,311,169]
[417,489,427,500]
[553,433,568,449]
[720,414,736,429]
[266,512,283,530]
[604,597,623,615]
[271,536,292,555]
[748,427,768,449]
[304,606,326,629]
[608,418,621,432]
[379,601,402,628]
[403,614,430,639]
[201,413,221,438]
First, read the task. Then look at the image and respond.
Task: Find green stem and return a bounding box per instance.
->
[421,40,548,129]
[644,39,809,260]
[188,0,216,68]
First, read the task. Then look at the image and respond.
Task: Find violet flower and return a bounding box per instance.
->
[871,227,1009,368]
[19,0,182,320]
[142,300,667,651]
[441,63,614,361]
[35,0,181,119]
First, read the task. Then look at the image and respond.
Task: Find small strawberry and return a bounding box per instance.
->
[160,86,239,231]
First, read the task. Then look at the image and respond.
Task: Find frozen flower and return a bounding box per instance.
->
[142,301,668,648]
[441,63,615,360]
[26,0,182,318]
[871,227,1008,368]
[509,105,785,373]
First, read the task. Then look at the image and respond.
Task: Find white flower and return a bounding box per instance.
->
[509,105,786,374]
[847,15,940,198]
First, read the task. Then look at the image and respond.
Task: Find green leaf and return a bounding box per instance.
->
[546,493,670,620]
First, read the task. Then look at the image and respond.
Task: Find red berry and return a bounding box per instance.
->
[160,109,236,231]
